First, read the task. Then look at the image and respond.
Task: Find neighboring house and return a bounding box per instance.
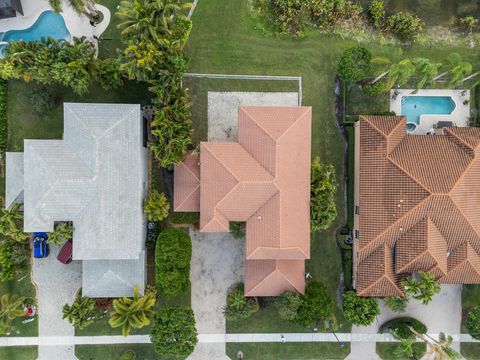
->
[353,115,480,297]
[0,0,23,19]
[6,103,148,298]
[174,106,312,296]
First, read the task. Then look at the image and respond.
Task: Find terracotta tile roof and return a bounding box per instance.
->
[174,106,312,296]
[173,154,200,212]
[356,116,480,297]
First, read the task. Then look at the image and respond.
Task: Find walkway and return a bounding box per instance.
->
[187,230,244,360]
[346,285,462,360]
[0,332,478,347]
[32,245,82,360]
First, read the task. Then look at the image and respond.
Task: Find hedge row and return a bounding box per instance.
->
[0,80,7,154]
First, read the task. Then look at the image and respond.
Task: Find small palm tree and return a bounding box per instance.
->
[109,286,157,336]
[0,294,26,335]
[62,296,97,330]
[386,59,416,90]
[143,191,170,222]
[0,204,28,242]
[48,223,73,247]
[412,58,441,91]
[394,337,416,359]
[401,272,441,305]
[410,327,463,360]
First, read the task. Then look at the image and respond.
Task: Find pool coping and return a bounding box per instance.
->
[0,0,110,46]
[390,89,471,135]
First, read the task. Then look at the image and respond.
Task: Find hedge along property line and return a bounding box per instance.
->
[0,80,7,156]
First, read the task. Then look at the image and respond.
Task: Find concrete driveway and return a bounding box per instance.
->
[32,244,82,360]
[346,285,462,360]
[187,230,245,360]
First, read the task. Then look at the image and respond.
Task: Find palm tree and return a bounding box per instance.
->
[385,59,416,91]
[401,272,441,305]
[369,57,392,84]
[48,223,74,247]
[0,204,28,242]
[108,286,157,336]
[62,296,97,330]
[412,58,441,91]
[393,337,416,359]
[0,294,26,335]
[143,191,170,222]
[448,61,473,88]
[410,328,463,360]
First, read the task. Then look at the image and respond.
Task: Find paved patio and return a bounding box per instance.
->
[32,244,82,360]
[346,285,462,360]
[187,230,244,360]
[207,91,299,141]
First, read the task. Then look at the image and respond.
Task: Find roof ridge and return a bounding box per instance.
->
[359,115,391,137]
[275,107,311,142]
[358,274,403,297]
[445,127,476,151]
[387,153,432,194]
[447,193,480,242]
[240,107,277,143]
[174,184,200,211]
[245,263,303,296]
[181,156,200,182]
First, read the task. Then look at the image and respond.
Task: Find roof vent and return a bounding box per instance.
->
[258,216,262,220]
[447,251,451,257]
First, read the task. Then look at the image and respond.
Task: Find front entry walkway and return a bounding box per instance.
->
[32,244,82,360]
[187,230,245,360]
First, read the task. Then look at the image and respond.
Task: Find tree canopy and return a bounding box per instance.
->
[223,283,259,321]
[150,306,198,358]
[401,271,440,305]
[296,282,334,327]
[310,157,338,232]
[337,46,372,82]
[467,306,480,340]
[143,191,170,222]
[342,291,379,326]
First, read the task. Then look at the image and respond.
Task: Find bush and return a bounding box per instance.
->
[0,236,29,281]
[337,46,372,82]
[229,222,246,239]
[223,283,259,321]
[264,0,309,37]
[385,12,424,42]
[368,0,385,29]
[171,212,199,225]
[47,222,73,247]
[62,296,98,330]
[342,291,379,326]
[384,296,408,313]
[274,291,302,322]
[296,282,334,327]
[143,190,170,222]
[362,81,386,96]
[155,228,192,296]
[150,306,198,358]
[467,306,480,340]
[310,157,338,231]
[119,350,136,360]
[28,87,57,115]
[0,80,7,154]
[309,0,363,29]
[401,271,440,305]
[379,317,427,339]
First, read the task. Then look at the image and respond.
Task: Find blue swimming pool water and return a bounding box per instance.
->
[401,96,456,124]
[0,11,70,57]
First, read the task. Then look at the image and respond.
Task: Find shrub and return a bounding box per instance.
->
[143,190,170,222]
[119,350,136,360]
[0,236,29,281]
[337,46,372,82]
[310,157,338,232]
[171,212,199,225]
[274,291,302,322]
[0,204,29,242]
[223,283,259,321]
[309,0,363,29]
[385,12,424,42]
[384,296,408,313]
[296,282,334,327]
[155,228,192,296]
[229,222,246,239]
[342,291,379,326]
[47,222,73,247]
[150,306,198,358]
[28,87,56,115]
[459,16,479,34]
[368,0,385,29]
[362,81,386,96]
[379,317,427,339]
[265,0,309,37]
[467,306,480,340]
[0,80,6,154]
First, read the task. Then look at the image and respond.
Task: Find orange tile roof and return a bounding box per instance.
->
[174,106,312,296]
[357,116,480,297]
[173,154,200,212]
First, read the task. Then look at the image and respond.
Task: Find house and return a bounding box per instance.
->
[353,115,480,297]
[6,103,148,298]
[174,106,312,296]
[0,0,23,19]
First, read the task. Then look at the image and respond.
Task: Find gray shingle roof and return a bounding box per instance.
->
[5,152,24,209]
[22,103,147,262]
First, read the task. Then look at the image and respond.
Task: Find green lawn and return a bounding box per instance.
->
[76,344,162,360]
[462,343,480,360]
[376,342,426,360]
[226,342,350,360]
[0,346,37,360]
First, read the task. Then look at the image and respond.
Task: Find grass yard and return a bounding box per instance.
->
[226,342,350,360]
[76,344,161,360]
[376,342,426,360]
[0,346,37,360]
[462,343,480,360]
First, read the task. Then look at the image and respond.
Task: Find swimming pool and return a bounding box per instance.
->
[0,11,70,56]
[401,96,456,124]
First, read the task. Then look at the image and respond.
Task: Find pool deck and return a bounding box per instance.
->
[0,0,110,45]
[390,89,471,135]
